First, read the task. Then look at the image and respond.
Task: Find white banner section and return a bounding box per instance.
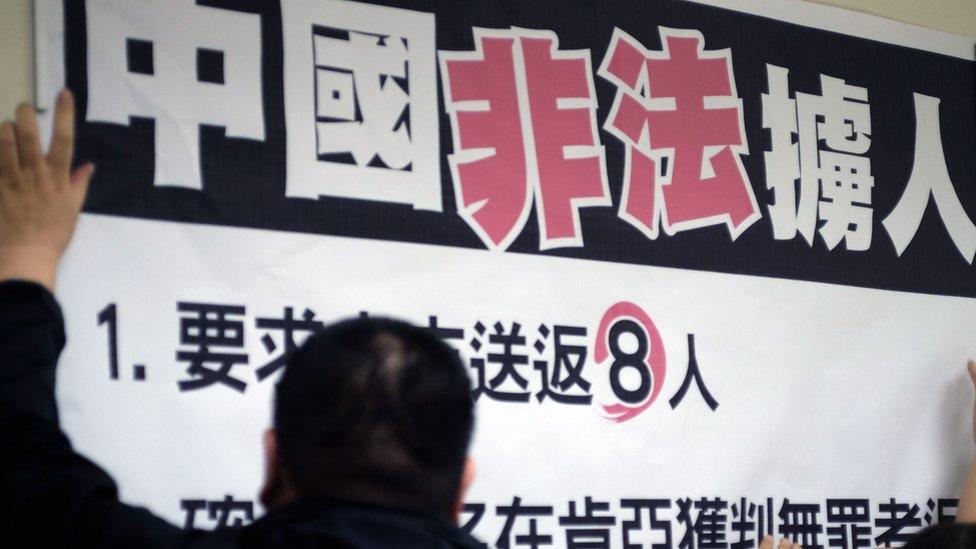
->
[53,214,976,542]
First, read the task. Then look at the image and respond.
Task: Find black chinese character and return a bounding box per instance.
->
[669,334,718,411]
[677,497,728,549]
[180,496,253,529]
[874,498,921,546]
[621,499,671,549]
[923,498,958,525]
[461,503,490,549]
[181,499,208,529]
[496,496,554,549]
[471,322,531,402]
[730,497,760,549]
[207,494,254,528]
[427,315,465,350]
[825,499,871,548]
[176,303,249,393]
[534,325,592,405]
[559,496,615,549]
[255,307,323,381]
[778,499,823,549]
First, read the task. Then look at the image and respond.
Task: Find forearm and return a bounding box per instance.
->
[0,280,65,423]
[0,281,117,543]
[0,281,185,546]
[0,281,72,478]
[0,245,60,291]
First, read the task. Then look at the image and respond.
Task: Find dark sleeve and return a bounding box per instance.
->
[0,280,195,548]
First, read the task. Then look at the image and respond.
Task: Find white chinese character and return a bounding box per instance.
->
[282,0,441,211]
[761,65,801,242]
[882,93,976,263]
[85,0,265,189]
[817,151,873,251]
[314,31,411,169]
[762,65,873,250]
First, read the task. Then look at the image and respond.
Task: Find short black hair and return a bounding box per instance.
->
[273,316,475,517]
[904,523,976,548]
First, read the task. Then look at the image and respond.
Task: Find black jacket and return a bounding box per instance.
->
[0,281,483,548]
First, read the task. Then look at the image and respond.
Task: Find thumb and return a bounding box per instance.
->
[69,162,95,205]
[969,359,976,446]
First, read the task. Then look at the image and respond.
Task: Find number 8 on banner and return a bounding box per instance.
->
[594,302,667,423]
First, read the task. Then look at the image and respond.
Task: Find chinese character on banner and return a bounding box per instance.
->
[762,65,873,250]
[882,93,976,263]
[281,0,441,209]
[730,497,767,549]
[180,499,208,530]
[533,324,592,405]
[470,321,532,403]
[598,27,759,240]
[427,315,466,354]
[825,499,872,549]
[85,0,265,189]
[254,307,324,381]
[496,496,555,549]
[558,497,616,549]
[874,499,922,547]
[669,334,719,411]
[923,498,958,525]
[180,496,254,530]
[441,28,610,251]
[460,503,491,549]
[176,302,249,393]
[620,499,672,548]
[778,499,824,549]
[312,31,410,169]
[677,497,729,549]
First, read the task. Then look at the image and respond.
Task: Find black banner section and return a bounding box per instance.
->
[63,0,976,297]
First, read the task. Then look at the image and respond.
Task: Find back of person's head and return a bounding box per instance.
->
[905,523,976,548]
[272,316,475,518]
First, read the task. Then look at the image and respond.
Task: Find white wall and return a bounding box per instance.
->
[0,0,33,116]
[812,0,976,38]
[0,0,974,117]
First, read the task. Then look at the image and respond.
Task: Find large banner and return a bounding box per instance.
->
[34,0,976,546]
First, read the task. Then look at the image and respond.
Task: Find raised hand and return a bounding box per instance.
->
[0,90,94,290]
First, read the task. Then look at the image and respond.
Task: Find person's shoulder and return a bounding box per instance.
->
[236,501,482,549]
[152,526,243,549]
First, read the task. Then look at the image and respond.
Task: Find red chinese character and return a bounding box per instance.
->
[441,29,610,251]
[599,27,760,240]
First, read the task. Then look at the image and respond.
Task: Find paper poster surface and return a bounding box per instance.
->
[36,0,976,546]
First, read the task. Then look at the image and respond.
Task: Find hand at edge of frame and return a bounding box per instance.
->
[0,90,94,291]
[758,534,803,549]
[969,360,976,446]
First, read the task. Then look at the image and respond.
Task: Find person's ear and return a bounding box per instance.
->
[452,457,477,524]
[263,428,278,475]
[259,428,295,510]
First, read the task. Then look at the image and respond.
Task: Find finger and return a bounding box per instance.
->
[759,535,774,549]
[779,539,790,549]
[970,359,976,445]
[14,102,44,171]
[47,89,76,179]
[69,163,95,207]
[0,121,20,184]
